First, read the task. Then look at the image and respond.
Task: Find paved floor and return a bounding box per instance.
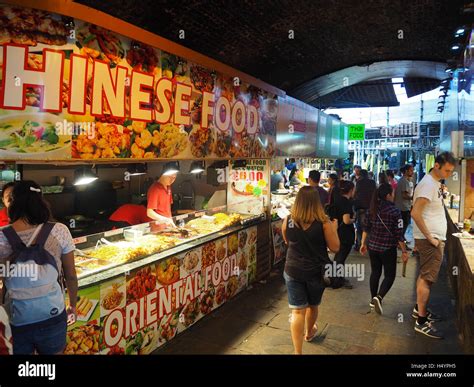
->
[155,235,462,355]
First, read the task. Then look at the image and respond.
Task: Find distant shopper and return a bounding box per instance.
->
[0,181,78,354]
[360,183,408,315]
[288,167,301,187]
[386,170,397,191]
[282,186,340,354]
[0,182,15,227]
[411,152,456,339]
[378,171,388,186]
[327,173,340,205]
[308,170,329,205]
[350,165,362,183]
[353,169,376,251]
[332,180,356,289]
[271,169,285,191]
[394,164,414,247]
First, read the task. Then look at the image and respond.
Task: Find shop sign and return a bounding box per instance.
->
[348,124,365,141]
[0,4,277,160]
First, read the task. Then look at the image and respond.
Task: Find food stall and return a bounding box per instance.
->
[0,1,278,354]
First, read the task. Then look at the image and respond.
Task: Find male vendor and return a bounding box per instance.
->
[147,167,177,230]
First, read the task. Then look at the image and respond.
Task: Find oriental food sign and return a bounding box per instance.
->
[65,228,257,355]
[0,4,277,160]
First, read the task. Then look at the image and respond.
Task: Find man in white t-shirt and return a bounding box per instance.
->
[410,152,456,339]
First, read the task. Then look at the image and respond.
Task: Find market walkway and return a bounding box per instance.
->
[155,239,463,355]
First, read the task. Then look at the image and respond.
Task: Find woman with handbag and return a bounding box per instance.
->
[360,183,409,315]
[282,186,340,354]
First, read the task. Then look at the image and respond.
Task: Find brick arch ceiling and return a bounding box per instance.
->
[76,0,464,102]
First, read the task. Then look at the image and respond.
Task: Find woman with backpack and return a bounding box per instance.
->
[360,183,408,315]
[0,181,78,354]
[282,186,340,354]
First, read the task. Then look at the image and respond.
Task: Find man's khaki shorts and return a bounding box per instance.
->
[415,239,445,283]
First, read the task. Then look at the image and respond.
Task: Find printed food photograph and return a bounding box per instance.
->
[226,276,239,299]
[215,238,227,261]
[126,40,161,76]
[249,243,257,265]
[64,323,101,355]
[125,324,158,355]
[76,295,99,322]
[159,311,179,343]
[190,64,215,93]
[238,249,248,271]
[238,230,248,250]
[126,266,157,302]
[76,22,126,66]
[100,278,126,316]
[201,241,216,268]
[189,124,214,158]
[215,283,227,305]
[247,262,257,285]
[181,249,201,275]
[179,298,200,328]
[156,257,180,285]
[227,233,238,256]
[0,5,69,46]
[0,114,71,159]
[248,228,257,246]
[199,288,215,315]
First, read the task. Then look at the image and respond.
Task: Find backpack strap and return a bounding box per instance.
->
[1,226,25,252]
[34,222,55,247]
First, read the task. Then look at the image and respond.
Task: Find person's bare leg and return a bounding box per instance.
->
[416,276,431,317]
[290,309,306,354]
[305,306,318,339]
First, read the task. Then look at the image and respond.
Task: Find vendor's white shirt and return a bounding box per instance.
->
[412,173,447,241]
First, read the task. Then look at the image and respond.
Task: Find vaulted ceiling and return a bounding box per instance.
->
[76,0,466,106]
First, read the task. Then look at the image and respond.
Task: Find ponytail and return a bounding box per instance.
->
[370,183,392,220]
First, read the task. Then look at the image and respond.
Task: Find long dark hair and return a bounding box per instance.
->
[370,183,393,220]
[339,180,354,195]
[8,181,52,225]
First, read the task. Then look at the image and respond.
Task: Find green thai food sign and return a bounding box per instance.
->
[348,124,365,141]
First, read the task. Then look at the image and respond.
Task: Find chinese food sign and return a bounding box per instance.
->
[0,4,277,160]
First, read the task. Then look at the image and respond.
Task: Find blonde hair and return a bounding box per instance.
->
[290,186,328,227]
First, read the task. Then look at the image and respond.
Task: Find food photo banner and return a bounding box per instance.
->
[65,227,258,354]
[0,3,277,160]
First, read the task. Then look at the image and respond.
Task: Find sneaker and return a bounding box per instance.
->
[414,320,444,339]
[412,307,442,322]
[369,299,375,309]
[372,296,383,315]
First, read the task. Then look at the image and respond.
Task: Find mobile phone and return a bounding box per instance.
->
[67,311,76,326]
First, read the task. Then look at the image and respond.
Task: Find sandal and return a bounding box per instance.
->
[304,323,318,342]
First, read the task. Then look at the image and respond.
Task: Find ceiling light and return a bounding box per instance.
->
[190,161,205,174]
[455,28,465,35]
[127,163,147,176]
[74,166,98,186]
[162,161,180,176]
[451,44,461,50]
